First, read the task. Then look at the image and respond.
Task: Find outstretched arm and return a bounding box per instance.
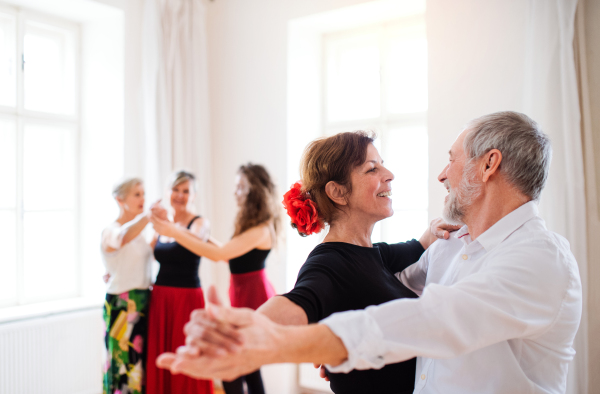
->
[157,240,578,381]
[150,216,269,261]
[156,286,345,381]
[103,213,151,253]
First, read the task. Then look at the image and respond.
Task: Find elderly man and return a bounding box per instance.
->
[158,111,582,394]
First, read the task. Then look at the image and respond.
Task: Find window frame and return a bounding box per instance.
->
[0,3,81,308]
[321,16,428,243]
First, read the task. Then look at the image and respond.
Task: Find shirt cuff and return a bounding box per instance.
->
[321,308,387,373]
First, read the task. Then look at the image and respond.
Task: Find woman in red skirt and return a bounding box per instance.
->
[146,171,213,394]
[151,163,280,394]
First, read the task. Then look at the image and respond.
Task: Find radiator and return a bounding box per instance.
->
[0,308,104,394]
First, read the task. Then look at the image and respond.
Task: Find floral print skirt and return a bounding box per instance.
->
[103,289,150,394]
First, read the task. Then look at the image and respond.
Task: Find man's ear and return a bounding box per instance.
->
[482,149,502,182]
[325,181,348,206]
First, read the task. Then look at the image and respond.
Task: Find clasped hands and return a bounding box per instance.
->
[155,286,283,381]
[148,200,178,237]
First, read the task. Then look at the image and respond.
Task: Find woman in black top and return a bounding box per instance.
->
[151,164,281,394]
[156,131,454,393]
[146,171,214,394]
[259,131,436,394]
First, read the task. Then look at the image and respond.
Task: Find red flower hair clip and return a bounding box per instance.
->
[282,182,323,236]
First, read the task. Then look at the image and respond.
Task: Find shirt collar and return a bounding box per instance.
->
[455,225,470,240]
[474,201,539,252]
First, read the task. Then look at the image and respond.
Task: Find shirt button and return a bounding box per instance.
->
[462,254,468,260]
[421,374,426,380]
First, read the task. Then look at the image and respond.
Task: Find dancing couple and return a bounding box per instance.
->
[157,111,582,394]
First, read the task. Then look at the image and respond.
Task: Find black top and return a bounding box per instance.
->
[229,249,271,274]
[154,216,202,288]
[282,240,425,394]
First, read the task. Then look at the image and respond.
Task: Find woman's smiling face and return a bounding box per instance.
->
[170,180,193,211]
[345,143,394,223]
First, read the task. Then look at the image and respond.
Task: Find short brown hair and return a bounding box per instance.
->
[299,131,375,229]
[234,164,281,244]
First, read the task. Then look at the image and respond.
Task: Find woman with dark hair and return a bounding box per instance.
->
[151,163,280,394]
[156,131,457,393]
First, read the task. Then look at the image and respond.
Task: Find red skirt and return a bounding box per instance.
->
[229,269,276,310]
[146,285,213,394]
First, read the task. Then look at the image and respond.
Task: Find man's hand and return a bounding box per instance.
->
[156,286,285,381]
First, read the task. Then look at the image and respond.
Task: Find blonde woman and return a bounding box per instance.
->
[101,178,156,394]
[146,171,214,394]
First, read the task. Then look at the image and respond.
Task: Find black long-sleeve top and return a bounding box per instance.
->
[282,239,425,394]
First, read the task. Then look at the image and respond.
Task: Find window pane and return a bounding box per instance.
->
[0,210,17,306]
[0,12,16,107]
[23,211,77,303]
[386,34,427,114]
[326,33,380,122]
[24,21,76,115]
[0,117,16,209]
[385,125,428,210]
[24,123,76,211]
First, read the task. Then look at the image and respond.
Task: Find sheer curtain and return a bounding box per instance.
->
[141,0,215,285]
[427,0,588,392]
[141,0,212,215]
[523,1,588,392]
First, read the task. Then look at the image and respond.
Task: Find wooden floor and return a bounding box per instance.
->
[214,388,225,394]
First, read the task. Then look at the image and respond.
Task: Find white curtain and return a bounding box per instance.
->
[523,1,588,392]
[141,0,215,287]
[141,0,212,216]
[427,0,588,392]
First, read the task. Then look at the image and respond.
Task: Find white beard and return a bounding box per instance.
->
[442,161,482,226]
[442,188,466,226]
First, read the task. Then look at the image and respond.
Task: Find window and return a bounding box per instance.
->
[323,17,428,243]
[0,6,79,307]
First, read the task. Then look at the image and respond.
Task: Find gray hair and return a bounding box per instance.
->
[464,111,552,201]
[170,170,197,191]
[112,177,143,200]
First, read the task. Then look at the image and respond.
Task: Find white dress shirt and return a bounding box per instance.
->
[322,202,582,394]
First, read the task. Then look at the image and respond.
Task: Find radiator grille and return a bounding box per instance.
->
[0,308,103,394]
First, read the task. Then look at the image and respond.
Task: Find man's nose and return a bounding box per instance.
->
[438,164,449,183]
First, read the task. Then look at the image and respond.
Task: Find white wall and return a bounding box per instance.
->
[204,1,389,392]
[426,0,528,218]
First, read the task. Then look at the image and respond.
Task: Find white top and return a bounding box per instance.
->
[101,221,153,295]
[322,201,582,394]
